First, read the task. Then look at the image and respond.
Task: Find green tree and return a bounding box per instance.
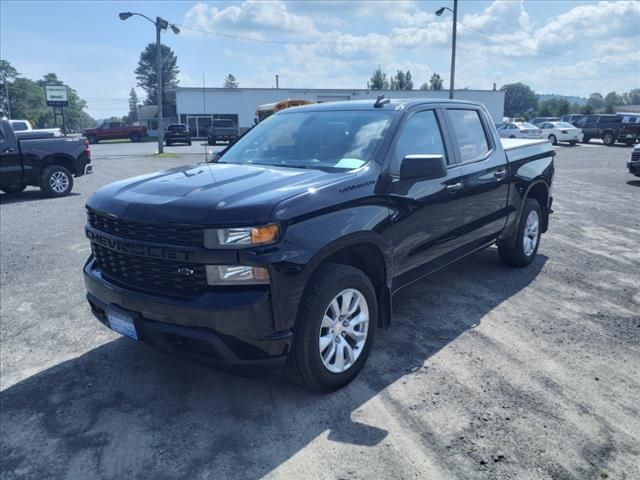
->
[367,67,389,90]
[501,82,537,117]
[128,87,138,123]
[580,104,594,115]
[135,43,179,107]
[604,91,623,110]
[587,92,604,110]
[429,73,444,90]
[622,88,640,105]
[0,60,20,116]
[419,82,430,90]
[223,74,239,88]
[390,70,413,90]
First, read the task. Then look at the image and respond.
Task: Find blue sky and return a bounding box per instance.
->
[2,0,638,119]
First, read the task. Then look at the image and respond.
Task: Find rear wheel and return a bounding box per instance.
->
[285,264,377,392]
[498,198,542,268]
[509,135,516,139]
[548,134,557,145]
[602,131,615,146]
[569,141,577,146]
[1,184,26,195]
[40,165,74,197]
[210,136,217,145]
[582,137,590,143]
[129,132,141,142]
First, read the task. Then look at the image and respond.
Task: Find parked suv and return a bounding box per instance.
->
[575,115,639,146]
[165,124,191,146]
[207,119,239,145]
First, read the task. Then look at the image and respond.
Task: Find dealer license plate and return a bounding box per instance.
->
[106,307,139,340]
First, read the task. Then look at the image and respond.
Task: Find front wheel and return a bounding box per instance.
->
[498,198,542,268]
[602,132,615,146]
[130,132,141,142]
[548,134,557,145]
[40,165,74,197]
[285,264,377,392]
[569,141,577,146]
[582,137,591,143]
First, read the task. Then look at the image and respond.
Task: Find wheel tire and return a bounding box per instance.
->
[548,134,557,145]
[188,140,192,146]
[87,135,98,144]
[498,198,542,268]
[40,165,74,197]
[165,140,171,146]
[130,132,141,142]
[284,264,377,392]
[1,184,26,195]
[212,136,217,145]
[624,140,635,146]
[569,141,577,146]
[602,132,615,146]
[582,137,590,143]
[509,135,516,139]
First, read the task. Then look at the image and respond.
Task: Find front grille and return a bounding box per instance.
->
[87,208,202,245]
[92,243,207,296]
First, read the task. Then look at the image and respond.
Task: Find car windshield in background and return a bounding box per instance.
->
[555,122,575,128]
[168,125,187,132]
[219,110,394,171]
[517,123,538,129]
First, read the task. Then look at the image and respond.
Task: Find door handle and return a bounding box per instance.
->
[2,147,16,153]
[445,182,462,193]
[494,169,507,181]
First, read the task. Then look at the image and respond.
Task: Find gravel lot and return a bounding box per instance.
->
[1,142,639,480]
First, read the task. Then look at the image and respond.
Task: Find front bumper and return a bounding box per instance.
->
[628,160,640,176]
[84,258,292,370]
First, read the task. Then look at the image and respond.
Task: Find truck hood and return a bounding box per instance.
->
[87,162,344,226]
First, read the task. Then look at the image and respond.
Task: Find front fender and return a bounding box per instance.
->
[240,204,393,332]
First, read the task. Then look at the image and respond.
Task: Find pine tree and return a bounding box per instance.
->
[223,74,239,88]
[128,88,139,123]
[134,43,179,106]
[367,68,389,90]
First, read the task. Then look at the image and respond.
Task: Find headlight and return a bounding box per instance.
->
[203,225,279,249]
[205,265,270,285]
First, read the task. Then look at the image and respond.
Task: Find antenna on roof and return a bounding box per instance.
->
[374,95,390,108]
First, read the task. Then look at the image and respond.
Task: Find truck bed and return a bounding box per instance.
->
[501,138,554,163]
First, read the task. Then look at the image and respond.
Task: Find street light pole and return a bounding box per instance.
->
[436,0,458,99]
[155,20,163,153]
[119,11,180,154]
[450,0,457,99]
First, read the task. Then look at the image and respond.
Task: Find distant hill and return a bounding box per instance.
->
[538,94,588,106]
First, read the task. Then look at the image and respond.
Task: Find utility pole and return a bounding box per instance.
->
[449,0,457,99]
[119,12,180,154]
[3,81,10,118]
[275,74,279,89]
[156,19,164,153]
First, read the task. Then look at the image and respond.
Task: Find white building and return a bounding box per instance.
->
[176,87,505,138]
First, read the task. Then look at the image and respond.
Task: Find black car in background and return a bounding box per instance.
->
[628,144,640,176]
[574,115,640,146]
[165,124,191,146]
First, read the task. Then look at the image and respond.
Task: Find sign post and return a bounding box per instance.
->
[45,85,69,134]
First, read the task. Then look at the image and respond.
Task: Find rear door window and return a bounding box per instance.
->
[448,109,490,162]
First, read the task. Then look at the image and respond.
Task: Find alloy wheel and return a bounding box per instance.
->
[49,171,70,193]
[318,288,369,373]
[523,209,539,256]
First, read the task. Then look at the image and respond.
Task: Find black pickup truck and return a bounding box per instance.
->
[83,99,554,392]
[1,119,92,196]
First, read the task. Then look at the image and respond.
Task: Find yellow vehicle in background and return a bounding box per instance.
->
[255,99,314,123]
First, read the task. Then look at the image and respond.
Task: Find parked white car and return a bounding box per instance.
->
[539,121,583,146]
[9,119,62,137]
[497,122,543,139]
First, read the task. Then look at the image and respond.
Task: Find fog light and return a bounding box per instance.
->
[205,265,270,285]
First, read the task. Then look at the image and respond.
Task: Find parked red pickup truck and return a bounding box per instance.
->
[82,121,147,144]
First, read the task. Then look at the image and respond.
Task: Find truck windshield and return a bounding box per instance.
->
[219,110,394,171]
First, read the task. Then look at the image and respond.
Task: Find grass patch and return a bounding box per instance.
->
[146,152,179,158]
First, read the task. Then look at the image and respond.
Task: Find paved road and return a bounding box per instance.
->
[1,143,639,479]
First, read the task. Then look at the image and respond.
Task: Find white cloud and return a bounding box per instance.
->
[183,1,319,39]
[535,0,640,47]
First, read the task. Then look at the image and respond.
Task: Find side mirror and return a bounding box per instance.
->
[399,154,447,181]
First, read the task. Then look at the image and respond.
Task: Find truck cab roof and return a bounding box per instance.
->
[281,98,483,113]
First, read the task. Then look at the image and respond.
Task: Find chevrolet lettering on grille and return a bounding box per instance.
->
[86,229,195,261]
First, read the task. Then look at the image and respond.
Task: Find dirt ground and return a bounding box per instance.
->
[1,142,639,479]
